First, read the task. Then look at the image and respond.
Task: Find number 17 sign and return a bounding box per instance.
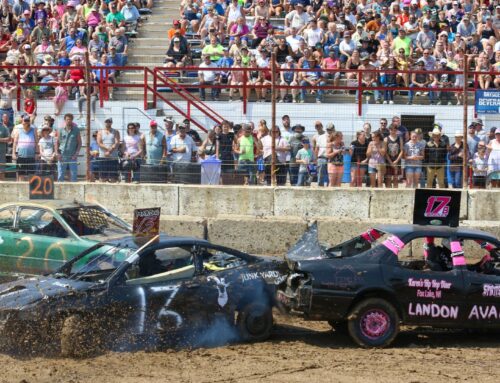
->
[413,189,461,227]
[29,175,54,200]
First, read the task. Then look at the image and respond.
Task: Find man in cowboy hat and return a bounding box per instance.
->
[425,126,447,188]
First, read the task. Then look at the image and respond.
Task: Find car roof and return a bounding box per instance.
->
[103,234,212,249]
[375,224,500,246]
[0,199,99,211]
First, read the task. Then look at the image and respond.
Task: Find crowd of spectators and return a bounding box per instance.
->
[169,0,500,103]
[0,110,498,187]
[0,0,150,111]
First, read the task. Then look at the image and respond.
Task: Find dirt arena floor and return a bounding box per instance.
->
[1,313,499,383]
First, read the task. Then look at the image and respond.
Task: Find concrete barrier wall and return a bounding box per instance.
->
[1,182,498,221]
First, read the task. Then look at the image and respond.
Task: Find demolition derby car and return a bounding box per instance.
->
[0,235,286,356]
[0,200,132,282]
[278,224,500,348]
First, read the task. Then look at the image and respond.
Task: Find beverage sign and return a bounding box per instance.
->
[29,175,54,200]
[133,207,161,237]
[475,90,500,114]
[413,189,461,227]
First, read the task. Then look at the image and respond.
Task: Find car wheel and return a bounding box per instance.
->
[237,302,273,342]
[347,298,400,348]
[328,320,348,334]
[60,314,104,358]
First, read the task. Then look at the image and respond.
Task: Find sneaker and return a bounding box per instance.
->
[456,100,461,105]
[316,99,322,104]
[416,92,422,97]
[214,97,220,101]
[299,99,305,103]
[228,98,233,102]
[407,101,413,105]
[437,101,442,105]
[292,99,297,103]
[389,100,394,104]
[278,99,284,103]
[447,101,453,105]
[383,100,388,104]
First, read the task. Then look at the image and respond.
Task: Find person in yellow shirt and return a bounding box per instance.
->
[391,29,413,57]
[201,36,224,62]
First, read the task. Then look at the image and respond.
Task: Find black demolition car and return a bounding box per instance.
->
[0,235,287,356]
[278,224,500,348]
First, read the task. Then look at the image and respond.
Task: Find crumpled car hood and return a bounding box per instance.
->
[286,222,326,262]
[0,277,92,310]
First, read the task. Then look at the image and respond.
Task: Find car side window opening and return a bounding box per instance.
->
[461,239,500,276]
[325,228,386,258]
[126,246,195,285]
[202,247,247,272]
[18,208,69,238]
[395,237,454,272]
[0,206,16,231]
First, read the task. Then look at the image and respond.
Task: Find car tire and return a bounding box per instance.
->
[347,298,400,348]
[237,302,273,342]
[61,314,104,358]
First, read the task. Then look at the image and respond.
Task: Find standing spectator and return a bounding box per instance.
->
[392,115,409,142]
[326,131,345,187]
[349,129,368,187]
[486,128,500,188]
[0,114,11,180]
[295,138,313,186]
[144,120,167,165]
[97,118,121,183]
[315,123,333,187]
[198,55,220,101]
[467,124,480,158]
[38,124,57,176]
[199,129,219,159]
[219,121,235,174]
[384,124,404,188]
[403,131,424,188]
[170,123,197,163]
[378,118,390,138]
[53,74,69,116]
[472,118,488,143]
[449,131,465,188]
[234,123,257,185]
[122,122,143,183]
[471,141,489,188]
[425,127,447,188]
[183,119,202,146]
[288,124,306,185]
[89,131,99,182]
[367,131,386,188]
[57,113,82,182]
[12,114,38,182]
[0,80,17,127]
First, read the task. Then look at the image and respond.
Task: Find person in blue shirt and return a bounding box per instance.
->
[93,53,116,99]
[216,48,234,84]
[121,0,140,30]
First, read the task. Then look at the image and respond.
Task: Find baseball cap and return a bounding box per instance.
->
[173,37,180,42]
[183,118,190,124]
[150,120,158,127]
[472,118,483,126]
[286,55,294,62]
[173,19,180,25]
[440,58,447,64]
[23,10,30,15]
[454,130,463,137]
[105,117,113,123]
[495,128,500,134]
[164,116,174,122]
[22,114,30,121]
[24,44,31,49]
[326,123,335,131]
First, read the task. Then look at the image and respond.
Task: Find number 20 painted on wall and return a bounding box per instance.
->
[29,175,54,200]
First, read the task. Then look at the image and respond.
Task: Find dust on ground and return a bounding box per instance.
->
[1,314,498,383]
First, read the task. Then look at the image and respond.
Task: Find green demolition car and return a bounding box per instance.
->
[0,200,132,282]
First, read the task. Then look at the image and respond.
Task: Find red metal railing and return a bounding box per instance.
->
[3,64,498,120]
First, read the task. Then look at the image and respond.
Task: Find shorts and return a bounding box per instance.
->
[16,157,36,176]
[327,163,344,175]
[405,165,422,175]
[368,164,385,174]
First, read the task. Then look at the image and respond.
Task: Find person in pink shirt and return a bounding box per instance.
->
[229,17,250,45]
[321,50,341,92]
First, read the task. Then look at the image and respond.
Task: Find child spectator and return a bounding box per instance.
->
[23,88,37,124]
[295,138,313,186]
